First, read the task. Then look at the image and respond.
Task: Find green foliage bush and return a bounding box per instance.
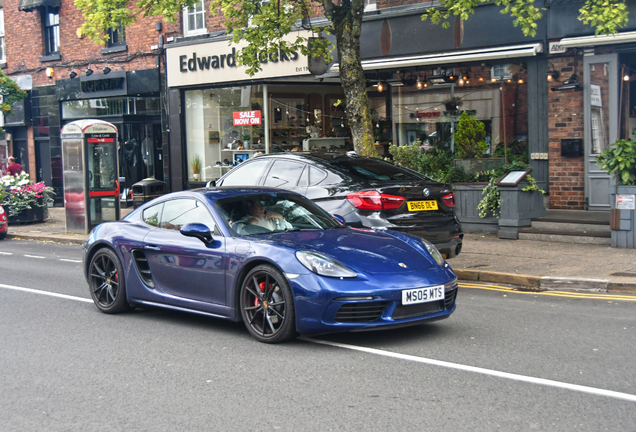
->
[455,112,488,158]
[596,139,636,185]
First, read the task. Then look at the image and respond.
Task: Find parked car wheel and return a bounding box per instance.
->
[240,264,296,343]
[88,248,130,313]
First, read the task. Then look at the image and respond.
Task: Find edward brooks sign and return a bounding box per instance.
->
[166,31,313,88]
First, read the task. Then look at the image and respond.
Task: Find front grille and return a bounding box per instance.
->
[445,282,458,309]
[392,301,444,320]
[131,249,154,288]
[335,302,388,323]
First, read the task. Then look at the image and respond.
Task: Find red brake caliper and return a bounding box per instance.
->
[255,281,267,306]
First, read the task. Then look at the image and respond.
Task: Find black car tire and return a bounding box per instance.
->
[240,265,296,343]
[88,248,130,314]
[0,232,6,240]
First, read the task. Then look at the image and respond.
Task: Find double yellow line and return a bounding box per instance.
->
[459,282,636,302]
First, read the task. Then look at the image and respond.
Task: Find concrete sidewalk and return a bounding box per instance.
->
[5,206,636,294]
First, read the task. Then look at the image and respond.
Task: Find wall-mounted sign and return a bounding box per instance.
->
[79,71,127,99]
[549,42,566,55]
[591,84,602,107]
[416,111,441,119]
[166,31,313,87]
[617,194,635,210]
[233,110,262,126]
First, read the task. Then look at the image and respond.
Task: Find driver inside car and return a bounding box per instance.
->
[235,199,293,233]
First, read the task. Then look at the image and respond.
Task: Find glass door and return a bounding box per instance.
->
[584,54,618,210]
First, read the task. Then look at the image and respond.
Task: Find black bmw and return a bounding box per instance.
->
[214,152,463,258]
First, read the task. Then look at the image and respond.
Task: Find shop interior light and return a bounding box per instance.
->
[416,76,423,89]
[377,81,384,92]
[546,66,560,82]
[624,74,630,81]
[458,78,465,86]
[518,78,524,84]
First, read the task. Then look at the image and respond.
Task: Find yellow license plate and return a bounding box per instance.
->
[407,200,438,211]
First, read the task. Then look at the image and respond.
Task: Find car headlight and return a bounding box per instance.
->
[295,251,357,278]
[422,240,444,266]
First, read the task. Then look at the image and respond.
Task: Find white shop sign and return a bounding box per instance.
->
[591,84,602,107]
[616,194,635,210]
[166,31,312,87]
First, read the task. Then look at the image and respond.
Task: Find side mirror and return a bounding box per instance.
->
[332,214,346,226]
[180,223,213,244]
[206,180,216,187]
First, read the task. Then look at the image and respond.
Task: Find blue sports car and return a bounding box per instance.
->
[83,187,458,343]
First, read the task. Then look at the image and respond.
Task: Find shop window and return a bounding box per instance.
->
[0,7,5,63]
[183,0,207,36]
[364,0,377,11]
[185,86,265,182]
[42,6,60,56]
[491,64,512,80]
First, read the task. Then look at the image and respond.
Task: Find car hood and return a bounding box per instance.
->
[260,228,435,274]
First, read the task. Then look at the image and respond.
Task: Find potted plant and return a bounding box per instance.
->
[0,172,54,223]
[596,138,636,247]
[191,154,202,181]
[443,96,463,112]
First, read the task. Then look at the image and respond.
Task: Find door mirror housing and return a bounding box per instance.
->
[180,223,214,244]
[206,180,216,187]
[332,214,346,226]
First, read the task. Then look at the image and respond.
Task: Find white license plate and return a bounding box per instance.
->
[402,285,445,305]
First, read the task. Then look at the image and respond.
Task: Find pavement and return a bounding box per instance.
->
[5,206,636,295]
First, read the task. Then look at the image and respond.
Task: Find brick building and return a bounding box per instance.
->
[2,0,636,214]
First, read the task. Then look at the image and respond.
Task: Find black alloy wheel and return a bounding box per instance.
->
[240,265,296,343]
[88,248,130,313]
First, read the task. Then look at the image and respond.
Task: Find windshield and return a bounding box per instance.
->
[215,192,342,236]
[329,158,424,181]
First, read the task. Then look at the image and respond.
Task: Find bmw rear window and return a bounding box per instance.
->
[329,158,424,181]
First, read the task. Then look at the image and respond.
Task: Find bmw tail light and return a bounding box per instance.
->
[442,193,456,208]
[346,191,405,210]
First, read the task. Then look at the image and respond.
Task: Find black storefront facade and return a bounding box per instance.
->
[48,69,165,204]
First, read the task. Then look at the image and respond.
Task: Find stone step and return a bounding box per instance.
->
[518,228,611,245]
[531,220,610,234]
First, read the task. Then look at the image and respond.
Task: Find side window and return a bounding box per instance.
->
[309,166,327,185]
[142,203,163,227]
[160,199,215,231]
[220,159,269,186]
[107,23,126,48]
[264,160,305,188]
[297,165,309,187]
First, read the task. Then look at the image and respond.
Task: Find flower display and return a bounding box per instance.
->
[0,172,55,217]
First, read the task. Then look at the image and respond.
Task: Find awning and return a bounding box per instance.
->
[329,43,543,73]
[559,31,636,48]
[18,0,61,12]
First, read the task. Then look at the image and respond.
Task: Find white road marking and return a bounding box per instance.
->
[0,283,93,304]
[0,251,13,255]
[24,255,45,259]
[302,338,636,404]
[59,259,82,263]
[2,282,634,404]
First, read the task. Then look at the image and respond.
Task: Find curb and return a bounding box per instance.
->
[455,269,636,295]
[6,233,87,245]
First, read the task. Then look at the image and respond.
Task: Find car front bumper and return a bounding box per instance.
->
[289,267,458,334]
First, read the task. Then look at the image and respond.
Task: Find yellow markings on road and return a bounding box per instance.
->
[459,282,636,302]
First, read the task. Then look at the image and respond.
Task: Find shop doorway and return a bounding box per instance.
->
[116,122,163,188]
[584,54,618,211]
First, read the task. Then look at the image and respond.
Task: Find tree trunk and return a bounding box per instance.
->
[332,2,378,158]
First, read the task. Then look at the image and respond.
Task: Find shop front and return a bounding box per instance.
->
[56,69,164,202]
[166,32,357,190]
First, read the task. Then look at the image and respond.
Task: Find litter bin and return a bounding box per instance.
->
[132,178,168,209]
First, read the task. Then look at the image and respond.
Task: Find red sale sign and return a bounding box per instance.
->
[233,110,262,126]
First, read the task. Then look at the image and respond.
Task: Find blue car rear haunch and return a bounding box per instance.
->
[83,187,458,343]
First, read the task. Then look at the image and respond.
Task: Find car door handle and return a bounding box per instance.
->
[145,245,161,251]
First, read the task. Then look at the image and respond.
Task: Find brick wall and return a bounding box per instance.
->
[547,55,585,209]
[4,0,181,86]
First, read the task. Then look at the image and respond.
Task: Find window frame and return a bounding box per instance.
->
[183,0,207,36]
[0,7,5,64]
[41,6,60,56]
[107,23,126,48]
